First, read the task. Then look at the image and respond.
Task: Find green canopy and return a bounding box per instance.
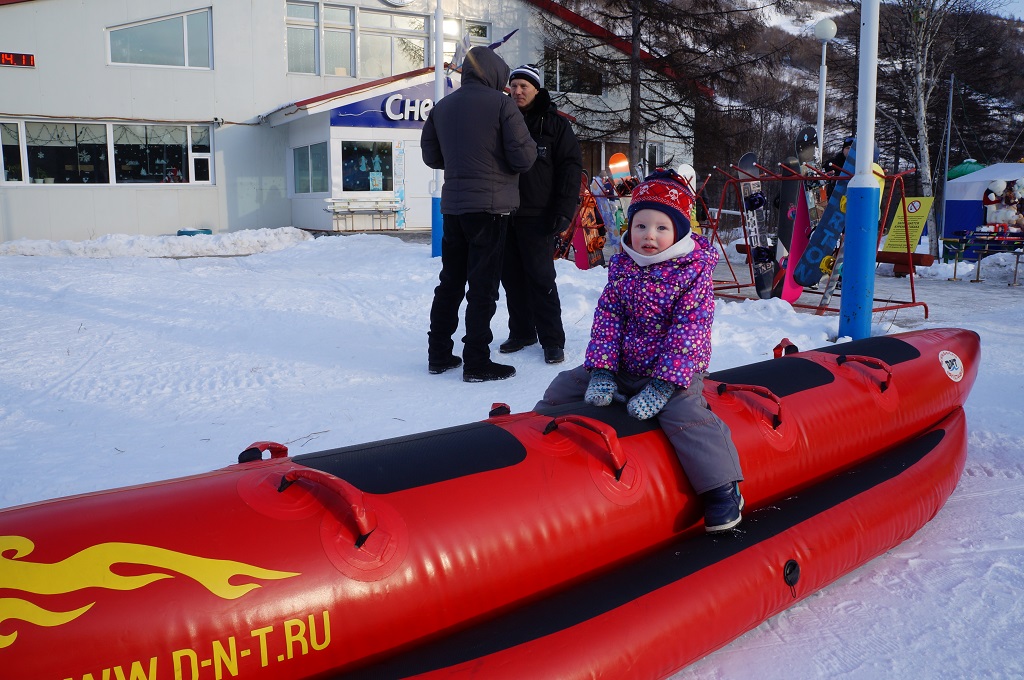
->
[947,159,986,180]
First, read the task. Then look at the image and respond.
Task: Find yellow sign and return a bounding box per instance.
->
[881,197,934,253]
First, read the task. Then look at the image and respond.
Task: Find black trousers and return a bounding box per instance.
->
[500,214,565,349]
[428,213,508,369]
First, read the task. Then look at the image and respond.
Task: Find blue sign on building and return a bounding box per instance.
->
[330,79,455,129]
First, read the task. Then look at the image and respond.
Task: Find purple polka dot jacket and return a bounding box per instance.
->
[584,234,717,389]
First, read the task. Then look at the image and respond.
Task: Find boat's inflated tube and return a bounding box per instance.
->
[0,328,979,680]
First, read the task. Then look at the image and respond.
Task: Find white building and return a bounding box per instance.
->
[0,0,692,242]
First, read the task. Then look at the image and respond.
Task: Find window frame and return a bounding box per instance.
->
[0,119,214,186]
[543,48,603,96]
[285,4,456,79]
[107,8,213,70]
[442,17,491,66]
[1,121,27,184]
[323,4,354,77]
[286,1,320,74]
[292,141,330,195]
[357,9,428,79]
[339,140,395,194]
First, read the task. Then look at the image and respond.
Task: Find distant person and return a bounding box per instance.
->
[421,46,538,382]
[534,170,745,533]
[499,64,583,365]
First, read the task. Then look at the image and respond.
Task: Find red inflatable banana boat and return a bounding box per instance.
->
[0,328,978,680]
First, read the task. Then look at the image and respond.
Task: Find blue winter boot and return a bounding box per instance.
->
[702,482,744,533]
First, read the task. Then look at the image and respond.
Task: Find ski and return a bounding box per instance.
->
[736,152,776,299]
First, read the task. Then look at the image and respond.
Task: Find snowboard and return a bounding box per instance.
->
[776,156,801,252]
[796,125,826,233]
[776,155,804,302]
[590,176,621,251]
[796,126,817,167]
[792,138,859,287]
[782,185,812,303]
[736,153,776,299]
[781,127,820,301]
[555,173,606,270]
[815,161,886,312]
[608,152,630,182]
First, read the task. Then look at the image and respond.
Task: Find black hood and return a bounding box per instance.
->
[462,46,510,91]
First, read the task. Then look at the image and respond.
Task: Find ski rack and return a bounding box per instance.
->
[697,161,929,319]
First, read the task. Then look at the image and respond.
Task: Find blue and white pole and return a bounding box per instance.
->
[431,1,445,257]
[839,0,881,340]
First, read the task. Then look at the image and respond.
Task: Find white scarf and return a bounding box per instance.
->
[622,232,696,267]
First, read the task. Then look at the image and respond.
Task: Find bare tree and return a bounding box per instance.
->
[532,0,791,171]
[874,0,999,255]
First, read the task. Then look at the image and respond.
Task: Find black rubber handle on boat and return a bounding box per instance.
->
[278,468,378,547]
[543,415,628,481]
[715,382,784,429]
[836,354,893,393]
[238,440,289,464]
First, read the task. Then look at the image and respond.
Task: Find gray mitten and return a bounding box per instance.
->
[584,369,617,407]
[627,378,676,420]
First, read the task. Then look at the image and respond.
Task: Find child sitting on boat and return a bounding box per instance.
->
[535,169,745,532]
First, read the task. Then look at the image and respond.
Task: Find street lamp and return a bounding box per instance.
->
[814,18,838,164]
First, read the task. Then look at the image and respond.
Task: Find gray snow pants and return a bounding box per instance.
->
[535,365,743,495]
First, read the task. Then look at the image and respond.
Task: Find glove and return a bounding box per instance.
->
[584,369,617,407]
[627,378,676,420]
[551,214,572,236]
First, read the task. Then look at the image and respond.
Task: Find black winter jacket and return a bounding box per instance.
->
[515,89,583,222]
[420,47,537,215]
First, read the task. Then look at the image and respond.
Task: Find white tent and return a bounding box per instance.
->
[943,162,1024,236]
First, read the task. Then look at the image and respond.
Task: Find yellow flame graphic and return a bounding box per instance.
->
[0,535,300,649]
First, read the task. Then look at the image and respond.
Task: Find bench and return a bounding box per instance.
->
[875,251,935,276]
[942,230,1024,283]
[324,198,402,232]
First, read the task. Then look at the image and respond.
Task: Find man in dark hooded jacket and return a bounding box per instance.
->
[499,64,582,366]
[421,46,537,382]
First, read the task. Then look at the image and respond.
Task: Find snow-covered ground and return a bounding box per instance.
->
[1,228,1021,679]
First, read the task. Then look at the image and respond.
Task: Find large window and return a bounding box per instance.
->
[1,120,212,185]
[293,142,329,194]
[341,141,393,192]
[324,5,354,76]
[285,4,444,78]
[2,123,22,182]
[359,11,426,79]
[543,48,603,96]
[26,122,109,184]
[109,9,212,68]
[286,2,318,74]
[442,18,490,64]
[113,125,189,183]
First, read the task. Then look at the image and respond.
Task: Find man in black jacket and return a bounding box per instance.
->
[499,64,582,365]
[421,47,537,382]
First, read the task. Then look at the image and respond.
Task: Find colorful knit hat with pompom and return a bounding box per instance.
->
[626,169,696,242]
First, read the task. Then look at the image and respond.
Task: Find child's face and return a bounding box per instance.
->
[630,209,675,255]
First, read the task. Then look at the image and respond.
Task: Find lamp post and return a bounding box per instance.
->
[814,18,838,163]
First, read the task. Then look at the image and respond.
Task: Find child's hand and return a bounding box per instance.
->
[584,369,617,407]
[627,379,676,420]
